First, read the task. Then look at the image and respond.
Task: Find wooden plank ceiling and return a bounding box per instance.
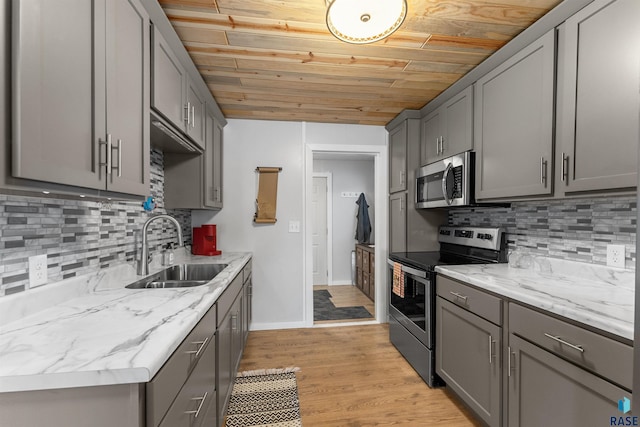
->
[159,0,561,125]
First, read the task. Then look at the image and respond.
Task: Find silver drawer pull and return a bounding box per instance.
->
[184,392,208,418]
[543,333,584,353]
[184,337,208,357]
[450,291,468,302]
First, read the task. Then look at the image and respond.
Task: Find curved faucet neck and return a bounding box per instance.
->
[137,214,184,276]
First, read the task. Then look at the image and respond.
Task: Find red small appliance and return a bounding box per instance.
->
[192,224,222,256]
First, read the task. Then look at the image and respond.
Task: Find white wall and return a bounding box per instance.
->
[313,159,375,284]
[193,119,387,330]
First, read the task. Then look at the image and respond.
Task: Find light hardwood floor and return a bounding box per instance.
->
[238,324,483,426]
[313,284,375,325]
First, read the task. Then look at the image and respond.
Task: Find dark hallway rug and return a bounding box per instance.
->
[313,289,373,321]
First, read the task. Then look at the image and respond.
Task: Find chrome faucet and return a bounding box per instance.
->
[137,214,184,276]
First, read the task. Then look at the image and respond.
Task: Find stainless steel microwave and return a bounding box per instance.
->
[415,151,474,209]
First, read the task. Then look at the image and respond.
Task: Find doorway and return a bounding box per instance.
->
[304,145,388,327]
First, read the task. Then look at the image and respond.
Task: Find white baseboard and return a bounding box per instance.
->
[250,321,308,331]
[329,280,353,286]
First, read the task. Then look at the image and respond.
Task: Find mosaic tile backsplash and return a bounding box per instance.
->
[448,196,637,268]
[0,149,192,296]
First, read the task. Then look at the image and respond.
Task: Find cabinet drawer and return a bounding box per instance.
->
[356,248,363,269]
[437,275,502,325]
[509,303,633,390]
[147,304,216,427]
[158,336,217,427]
[362,252,369,271]
[217,274,243,326]
[242,260,252,284]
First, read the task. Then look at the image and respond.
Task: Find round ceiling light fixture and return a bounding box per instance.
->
[325,0,407,44]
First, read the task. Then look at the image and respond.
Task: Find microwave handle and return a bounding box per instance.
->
[442,162,453,205]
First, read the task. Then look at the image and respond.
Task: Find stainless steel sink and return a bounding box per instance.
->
[126,264,228,289]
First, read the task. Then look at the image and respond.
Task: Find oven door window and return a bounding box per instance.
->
[391,273,427,331]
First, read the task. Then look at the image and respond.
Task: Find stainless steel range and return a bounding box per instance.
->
[387,226,508,387]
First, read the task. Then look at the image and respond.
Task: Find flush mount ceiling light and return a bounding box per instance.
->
[325,0,407,44]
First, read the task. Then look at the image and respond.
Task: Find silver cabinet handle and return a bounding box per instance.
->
[190,105,195,128]
[561,152,569,184]
[540,157,548,185]
[184,102,191,125]
[184,392,208,418]
[435,137,439,156]
[112,139,122,177]
[544,333,584,353]
[508,346,514,377]
[184,336,208,357]
[449,291,468,302]
[440,136,445,155]
[400,171,405,187]
[106,134,112,175]
[231,314,237,331]
[488,335,495,364]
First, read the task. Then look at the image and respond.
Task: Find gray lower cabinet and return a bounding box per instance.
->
[420,86,473,165]
[474,29,555,200]
[555,0,640,195]
[164,106,224,210]
[508,334,631,427]
[12,0,150,196]
[436,296,502,427]
[508,302,633,426]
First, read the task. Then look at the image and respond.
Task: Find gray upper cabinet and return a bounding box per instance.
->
[420,86,473,165]
[164,105,223,210]
[388,121,408,193]
[151,26,204,151]
[186,79,206,150]
[389,193,406,253]
[555,0,639,195]
[12,0,149,196]
[104,0,150,196]
[475,29,555,200]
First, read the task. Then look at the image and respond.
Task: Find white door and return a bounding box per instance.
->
[312,176,328,285]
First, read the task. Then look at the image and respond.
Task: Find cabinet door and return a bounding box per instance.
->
[203,110,217,208]
[508,334,632,427]
[420,109,441,166]
[212,116,224,208]
[243,277,252,343]
[12,0,102,190]
[104,0,149,196]
[186,79,206,150]
[436,297,501,427]
[217,308,233,426]
[389,122,407,193]
[475,30,555,200]
[556,0,640,194]
[389,193,406,253]
[231,294,244,373]
[152,26,187,131]
[442,86,473,158]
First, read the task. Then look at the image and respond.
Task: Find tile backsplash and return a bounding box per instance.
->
[448,196,637,268]
[0,149,191,296]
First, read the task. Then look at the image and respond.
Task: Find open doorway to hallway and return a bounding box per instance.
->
[311,152,376,325]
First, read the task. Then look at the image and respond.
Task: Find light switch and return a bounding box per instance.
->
[288,220,301,233]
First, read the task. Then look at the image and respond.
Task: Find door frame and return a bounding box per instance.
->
[304,143,388,327]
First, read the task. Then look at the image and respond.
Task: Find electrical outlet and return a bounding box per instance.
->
[606,244,625,268]
[28,254,48,288]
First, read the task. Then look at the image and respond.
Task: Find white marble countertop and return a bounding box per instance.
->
[435,257,635,342]
[0,250,251,393]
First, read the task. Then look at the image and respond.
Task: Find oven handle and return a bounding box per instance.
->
[387,259,427,279]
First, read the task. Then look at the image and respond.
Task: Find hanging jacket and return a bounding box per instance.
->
[355,193,371,244]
